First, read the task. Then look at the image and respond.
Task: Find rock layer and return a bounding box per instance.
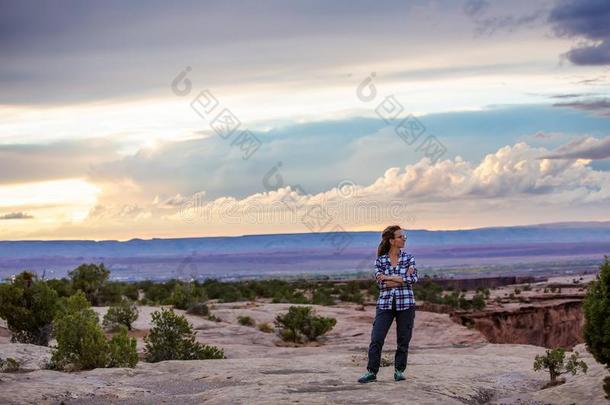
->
[450,299,585,349]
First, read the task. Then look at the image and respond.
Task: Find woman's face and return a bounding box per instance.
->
[391,228,406,249]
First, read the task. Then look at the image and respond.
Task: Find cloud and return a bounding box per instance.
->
[0,0,438,106]
[549,93,603,99]
[8,138,610,240]
[531,131,563,140]
[549,0,610,65]
[0,212,33,220]
[86,204,151,222]
[0,138,121,184]
[365,142,606,200]
[553,98,610,117]
[5,110,573,215]
[463,0,547,36]
[541,135,610,160]
[575,77,608,85]
[1,106,608,220]
[463,0,490,17]
[0,0,571,109]
[154,193,190,208]
[169,141,610,225]
[83,106,610,204]
[87,118,394,201]
[474,10,546,36]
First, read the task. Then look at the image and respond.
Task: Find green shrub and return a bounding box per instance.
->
[144,308,224,362]
[257,322,274,333]
[302,313,336,342]
[533,348,587,385]
[582,256,610,399]
[514,288,522,295]
[98,282,124,306]
[367,283,379,300]
[274,306,336,343]
[435,290,486,311]
[207,314,221,322]
[476,287,491,298]
[271,290,308,304]
[138,280,175,304]
[45,278,73,298]
[106,326,138,368]
[414,279,444,304]
[0,271,59,345]
[166,283,205,310]
[339,289,364,304]
[234,279,295,302]
[237,315,255,327]
[458,294,472,310]
[102,298,139,331]
[50,291,110,371]
[214,284,244,303]
[0,357,20,372]
[98,281,138,305]
[280,328,297,342]
[122,283,140,301]
[472,294,486,311]
[186,302,210,317]
[68,263,110,306]
[311,288,335,306]
[50,292,138,371]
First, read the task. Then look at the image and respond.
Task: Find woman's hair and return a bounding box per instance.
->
[377,225,402,257]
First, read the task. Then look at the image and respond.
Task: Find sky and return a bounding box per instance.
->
[1,0,610,241]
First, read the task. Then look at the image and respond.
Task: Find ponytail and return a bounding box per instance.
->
[377,225,402,257]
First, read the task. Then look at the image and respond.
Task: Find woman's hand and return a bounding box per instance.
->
[407,266,416,276]
[384,280,403,288]
[376,273,386,281]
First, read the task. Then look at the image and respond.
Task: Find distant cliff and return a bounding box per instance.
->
[1,220,609,280]
[450,299,584,349]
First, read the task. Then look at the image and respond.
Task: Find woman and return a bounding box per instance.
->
[358,225,418,383]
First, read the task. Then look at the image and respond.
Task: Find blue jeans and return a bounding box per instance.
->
[366,297,416,374]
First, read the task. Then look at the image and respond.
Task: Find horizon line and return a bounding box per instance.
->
[2,219,610,243]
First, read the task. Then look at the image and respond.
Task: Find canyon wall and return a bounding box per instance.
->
[449,299,584,349]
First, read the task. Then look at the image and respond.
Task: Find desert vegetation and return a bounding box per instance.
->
[274,306,337,343]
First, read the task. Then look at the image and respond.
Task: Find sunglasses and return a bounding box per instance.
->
[394,233,408,240]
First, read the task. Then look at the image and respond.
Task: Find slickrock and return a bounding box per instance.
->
[0,302,607,404]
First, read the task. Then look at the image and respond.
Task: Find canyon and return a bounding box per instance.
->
[440,275,590,349]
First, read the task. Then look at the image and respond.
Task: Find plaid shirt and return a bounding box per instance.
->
[374,249,418,310]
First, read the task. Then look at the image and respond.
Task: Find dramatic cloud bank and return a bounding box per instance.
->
[2,138,604,240]
[549,0,610,65]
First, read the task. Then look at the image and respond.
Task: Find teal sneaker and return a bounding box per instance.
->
[394,369,406,381]
[357,370,377,383]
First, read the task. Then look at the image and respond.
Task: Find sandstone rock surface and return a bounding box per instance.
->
[1,302,607,404]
